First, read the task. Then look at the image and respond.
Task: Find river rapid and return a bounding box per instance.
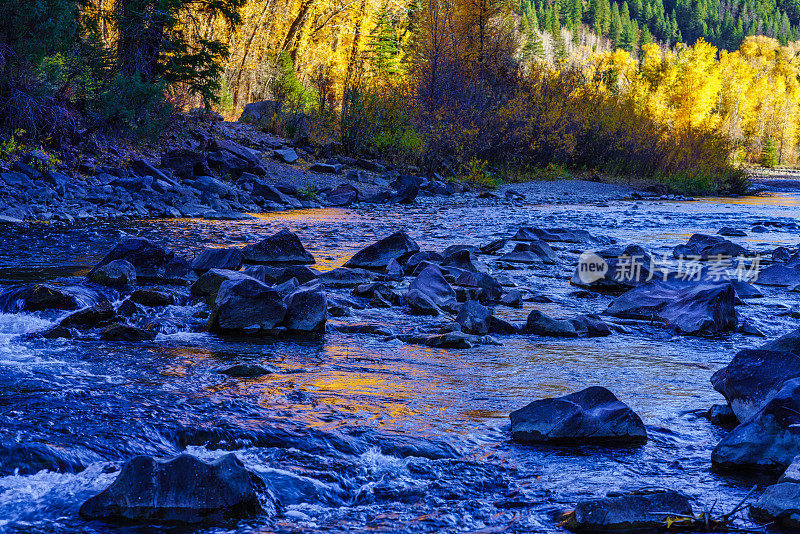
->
[1,183,799,533]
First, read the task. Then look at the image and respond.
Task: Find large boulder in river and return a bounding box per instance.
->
[242,229,314,264]
[453,271,503,302]
[673,233,746,259]
[407,265,457,313]
[79,453,267,524]
[711,348,800,421]
[570,246,655,294]
[344,231,420,270]
[88,260,137,288]
[604,279,737,335]
[0,283,80,312]
[89,237,176,281]
[562,489,693,532]
[208,278,286,335]
[510,386,647,445]
[751,482,800,529]
[712,378,800,472]
[191,269,258,306]
[283,284,327,333]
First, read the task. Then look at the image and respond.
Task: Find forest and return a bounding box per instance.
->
[2,0,800,193]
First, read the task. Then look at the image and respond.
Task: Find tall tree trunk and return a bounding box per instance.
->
[233,0,274,107]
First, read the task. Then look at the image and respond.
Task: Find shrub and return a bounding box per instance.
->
[92,73,173,138]
[760,138,778,168]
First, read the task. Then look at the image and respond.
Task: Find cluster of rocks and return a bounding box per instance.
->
[0,116,475,224]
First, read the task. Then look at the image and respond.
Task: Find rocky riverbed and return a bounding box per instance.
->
[1,171,800,533]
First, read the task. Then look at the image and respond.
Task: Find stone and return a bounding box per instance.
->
[751,482,800,529]
[208,278,287,334]
[0,284,79,312]
[317,268,373,288]
[510,386,647,445]
[762,327,800,355]
[499,289,523,308]
[522,310,611,338]
[100,323,157,342]
[218,364,274,377]
[712,378,800,472]
[327,183,360,206]
[191,269,258,306]
[754,265,800,287]
[407,265,457,313]
[513,227,598,244]
[344,231,420,270]
[60,302,116,328]
[273,148,299,164]
[242,229,315,264]
[562,489,693,532]
[672,233,746,259]
[239,100,281,125]
[441,249,482,273]
[604,280,737,335]
[310,162,342,174]
[500,241,558,264]
[719,227,747,237]
[88,260,137,288]
[79,453,266,524]
[191,248,244,272]
[283,284,327,333]
[453,271,503,302]
[711,348,800,421]
[456,300,492,335]
[405,251,444,273]
[89,237,176,281]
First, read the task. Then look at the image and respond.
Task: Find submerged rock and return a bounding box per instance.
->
[317,267,372,288]
[712,378,800,472]
[344,231,420,270]
[60,302,116,328]
[242,229,314,264]
[754,265,800,287]
[79,453,267,524]
[562,489,693,532]
[510,386,647,445]
[218,364,275,377]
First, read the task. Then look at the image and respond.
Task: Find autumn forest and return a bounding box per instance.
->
[4,0,800,193]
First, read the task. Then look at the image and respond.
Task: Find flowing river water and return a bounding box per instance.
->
[1,183,799,533]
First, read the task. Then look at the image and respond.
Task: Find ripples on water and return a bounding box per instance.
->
[1,191,799,533]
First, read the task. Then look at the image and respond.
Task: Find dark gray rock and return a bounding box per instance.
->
[283,284,327,333]
[510,386,647,445]
[0,284,80,312]
[218,364,274,377]
[208,278,287,335]
[191,248,244,273]
[673,233,746,259]
[89,237,176,281]
[751,482,800,529]
[239,100,281,125]
[327,183,360,206]
[562,489,692,532]
[773,247,793,262]
[763,327,800,355]
[60,302,116,328]
[712,348,800,421]
[191,269,258,306]
[79,453,266,524]
[513,227,599,244]
[522,310,611,338]
[242,229,314,264]
[344,231,419,270]
[754,265,800,287]
[100,323,156,342]
[405,251,444,273]
[453,271,503,302]
[318,268,373,288]
[712,378,800,472]
[407,265,457,313]
[500,241,558,264]
[88,260,137,288]
[441,249,482,273]
[604,280,737,335]
[273,148,298,164]
[310,162,343,174]
[456,300,492,335]
[719,227,747,237]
